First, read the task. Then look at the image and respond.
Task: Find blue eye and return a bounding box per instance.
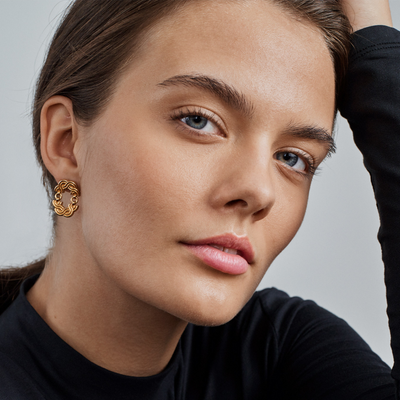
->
[183,115,208,130]
[180,115,219,134]
[276,151,306,171]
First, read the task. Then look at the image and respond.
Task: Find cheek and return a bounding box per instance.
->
[80,136,171,248]
[78,123,208,271]
[257,179,310,274]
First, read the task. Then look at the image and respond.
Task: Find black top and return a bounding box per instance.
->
[0,275,393,399]
[0,26,399,400]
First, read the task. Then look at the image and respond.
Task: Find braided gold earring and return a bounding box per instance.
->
[52,180,80,218]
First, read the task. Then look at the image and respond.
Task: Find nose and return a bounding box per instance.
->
[209,149,276,222]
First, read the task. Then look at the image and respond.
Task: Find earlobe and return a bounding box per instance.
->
[40,96,80,184]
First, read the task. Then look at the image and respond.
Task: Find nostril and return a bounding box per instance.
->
[225,199,248,208]
[252,206,269,221]
[253,207,266,218]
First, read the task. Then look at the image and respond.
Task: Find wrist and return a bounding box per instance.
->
[342,1,393,32]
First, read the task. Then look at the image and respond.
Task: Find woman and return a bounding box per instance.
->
[0,0,397,398]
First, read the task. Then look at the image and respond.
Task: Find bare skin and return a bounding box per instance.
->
[28,0,335,377]
[342,0,392,31]
[27,0,393,378]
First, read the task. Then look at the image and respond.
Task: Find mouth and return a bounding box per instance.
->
[181,233,255,275]
[208,244,240,255]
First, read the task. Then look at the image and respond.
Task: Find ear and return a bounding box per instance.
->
[40,96,80,184]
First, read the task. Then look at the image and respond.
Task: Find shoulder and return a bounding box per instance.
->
[183,287,344,368]
[0,277,48,399]
[249,286,342,325]
[181,288,363,397]
[236,287,349,347]
[243,287,375,353]
[185,286,343,349]
[0,349,47,400]
[185,286,377,372]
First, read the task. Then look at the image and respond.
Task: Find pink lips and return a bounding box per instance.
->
[182,234,255,275]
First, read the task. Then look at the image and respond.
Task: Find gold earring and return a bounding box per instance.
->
[52,180,80,218]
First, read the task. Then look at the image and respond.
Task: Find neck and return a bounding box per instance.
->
[27,219,187,377]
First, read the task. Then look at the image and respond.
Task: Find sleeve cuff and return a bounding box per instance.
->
[349,25,400,63]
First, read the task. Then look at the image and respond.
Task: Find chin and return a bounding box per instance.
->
[170,286,252,327]
[181,307,242,327]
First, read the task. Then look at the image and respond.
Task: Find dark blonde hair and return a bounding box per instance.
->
[1,0,351,312]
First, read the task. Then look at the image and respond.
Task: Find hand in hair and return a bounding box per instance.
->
[341,0,393,32]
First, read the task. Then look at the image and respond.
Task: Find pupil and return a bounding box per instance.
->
[282,152,298,167]
[186,115,207,129]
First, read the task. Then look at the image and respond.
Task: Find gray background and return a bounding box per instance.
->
[1,0,399,367]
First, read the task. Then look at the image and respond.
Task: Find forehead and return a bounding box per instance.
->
[121,0,335,127]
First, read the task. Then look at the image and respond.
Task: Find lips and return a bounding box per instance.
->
[182,233,255,275]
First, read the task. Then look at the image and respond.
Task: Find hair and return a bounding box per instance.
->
[0,0,351,313]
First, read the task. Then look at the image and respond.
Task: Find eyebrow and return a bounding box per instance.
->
[283,124,336,156]
[158,74,336,156]
[158,74,255,118]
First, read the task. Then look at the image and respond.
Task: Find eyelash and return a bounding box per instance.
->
[170,107,225,137]
[275,149,317,178]
[170,107,318,178]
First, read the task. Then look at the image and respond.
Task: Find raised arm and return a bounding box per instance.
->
[341,0,393,32]
[339,0,400,397]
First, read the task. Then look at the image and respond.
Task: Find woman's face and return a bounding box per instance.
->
[76,0,335,325]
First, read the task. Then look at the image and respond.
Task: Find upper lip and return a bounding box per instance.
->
[183,233,255,264]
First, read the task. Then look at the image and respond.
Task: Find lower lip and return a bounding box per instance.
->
[183,244,249,275]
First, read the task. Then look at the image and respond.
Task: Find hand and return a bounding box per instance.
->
[341,0,393,32]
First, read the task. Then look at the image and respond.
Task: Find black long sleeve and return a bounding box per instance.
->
[339,25,400,397]
[0,25,399,400]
